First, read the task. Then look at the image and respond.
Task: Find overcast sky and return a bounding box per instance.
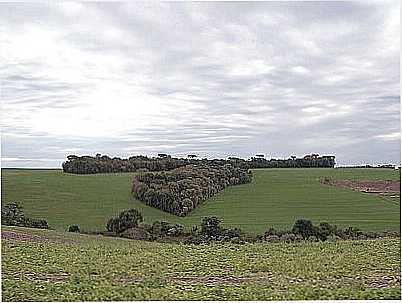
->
[1,1,400,168]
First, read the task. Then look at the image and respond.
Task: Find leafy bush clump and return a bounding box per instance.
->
[185,216,255,244]
[106,209,143,233]
[292,219,317,239]
[68,225,80,233]
[1,202,49,229]
[262,219,398,243]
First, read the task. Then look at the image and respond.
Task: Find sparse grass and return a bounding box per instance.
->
[1,168,400,233]
[1,226,400,301]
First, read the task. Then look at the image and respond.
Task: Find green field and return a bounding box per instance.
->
[1,168,400,233]
[1,226,400,301]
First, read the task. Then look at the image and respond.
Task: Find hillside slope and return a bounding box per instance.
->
[1,168,400,233]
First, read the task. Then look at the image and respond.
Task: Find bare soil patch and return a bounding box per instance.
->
[26,272,70,283]
[1,230,73,244]
[320,178,400,195]
[167,273,274,286]
[367,274,401,289]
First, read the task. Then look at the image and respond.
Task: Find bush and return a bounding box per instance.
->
[25,218,49,229]
[280,233,297,243]
[317,222,337,241]
[201,216,222,238]
[1,202,49,229]
[1,202,25,226]
[151,221,184,237]
[106,209,143,233]
[264,235,280,243]
[68,225,80,233]
[292,219,316,239]
[120,227,152,241]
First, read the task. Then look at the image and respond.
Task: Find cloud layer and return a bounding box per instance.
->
[1,1,400,168]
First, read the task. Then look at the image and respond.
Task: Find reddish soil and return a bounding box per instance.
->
[320,178,400,195]
[1,230,73,244]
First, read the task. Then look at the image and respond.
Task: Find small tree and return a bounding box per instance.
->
[201,216,222,238]
[292,219,316,239]
[106,209,143,233]
[317,222,337,241]
[68,225,80,233]
[1,202,25,226]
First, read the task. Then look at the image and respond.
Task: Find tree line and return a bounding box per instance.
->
[62,153,335,174]
[132,164,252,216]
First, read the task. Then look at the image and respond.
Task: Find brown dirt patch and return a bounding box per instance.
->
[1,230,73,244]
[113,275,144,284]
[8,272,71,283]
[167,273,273,286]
[320,178,400,195]
[367,274,401,289]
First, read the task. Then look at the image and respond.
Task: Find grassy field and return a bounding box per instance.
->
[1,226,400,301]
[1,168,400,233]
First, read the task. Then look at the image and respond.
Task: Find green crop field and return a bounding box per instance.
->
[1,226,400,301]
[1,168,400,233]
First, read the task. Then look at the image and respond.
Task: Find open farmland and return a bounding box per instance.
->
[1,226,400,301]
[1,168,400,233]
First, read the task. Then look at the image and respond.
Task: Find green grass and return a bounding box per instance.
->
[1,226,400,301]
[1,168,400,233]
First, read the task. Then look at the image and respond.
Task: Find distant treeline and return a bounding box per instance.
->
[341,164,399,169]
[132,164,252,216]
[62,153,335,174]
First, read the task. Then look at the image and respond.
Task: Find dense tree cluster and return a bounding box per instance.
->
[1,202,49,229]
[62,153,336,174]
[262,219,398,242]
[241,154,336,169]
[132,164,252,216]
[62,154,189,174]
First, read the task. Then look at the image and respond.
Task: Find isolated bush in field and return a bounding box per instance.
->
[280,233,297,243]
[106,209,143,233]
[1,202,25,226]
[1,202,49,229]
[316,222,337,241]
[292,219,317,239]
[68,225,80,233]
[263,227,278,238]
[221,227,243,240]
[264,235,281,243]
[201,216,222,238]
[151,221,184,237]
[24,218,49,229]
[120,227,152,241]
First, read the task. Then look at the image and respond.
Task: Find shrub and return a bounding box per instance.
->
[280,233,297,243]
[68,225,80,233]
[24,218,49,229]
[120,227,152,241]
[292,219,316,239]
[317,222,337,241]
[106,209,143,233]
[1,202,25,226]
[201,216,222,238]
[264,235,280,243]
[1,202,49,229]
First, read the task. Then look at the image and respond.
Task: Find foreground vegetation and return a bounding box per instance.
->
[1,168,399,233]
[1,226,400,301]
